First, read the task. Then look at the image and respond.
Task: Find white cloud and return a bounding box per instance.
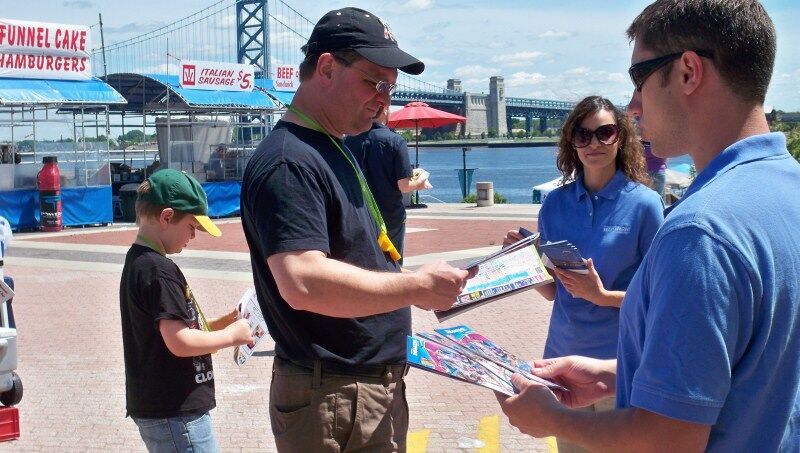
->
[63,0,93,8]
[491,51,547,67]
[537,30,576,40]
[395,0,435,13]
[419,56,447,67]
[505,71,547,86]
[566,67,591,75]
[486,41,511,49]
[454,65,499,79]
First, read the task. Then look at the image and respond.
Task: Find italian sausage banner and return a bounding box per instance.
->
[0,18,92,80]
[180,60,254,92]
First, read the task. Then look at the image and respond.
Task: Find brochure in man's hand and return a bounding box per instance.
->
[407,325,567,396]
[233,288,270,368]
[435,233,553,321]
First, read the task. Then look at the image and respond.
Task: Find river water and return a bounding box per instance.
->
[412,145,693,203]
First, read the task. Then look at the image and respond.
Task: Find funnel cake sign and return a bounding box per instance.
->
[0,18,92,80]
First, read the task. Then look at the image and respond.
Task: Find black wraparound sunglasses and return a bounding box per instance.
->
[628,50,714,91]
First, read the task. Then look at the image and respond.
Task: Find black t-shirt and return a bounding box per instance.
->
[119,244,215,418]
[240,120,410,366]
[344,122,413,254]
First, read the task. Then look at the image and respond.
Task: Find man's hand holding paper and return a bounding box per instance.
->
[412,168,433,189]
[413,261,475,311]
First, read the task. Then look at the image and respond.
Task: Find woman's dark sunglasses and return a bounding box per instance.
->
[572,124,620,148]
[628,50,714,91]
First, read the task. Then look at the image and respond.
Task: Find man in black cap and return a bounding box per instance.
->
[241,7,472,452]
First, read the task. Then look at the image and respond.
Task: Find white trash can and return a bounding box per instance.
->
[476,182,494,207]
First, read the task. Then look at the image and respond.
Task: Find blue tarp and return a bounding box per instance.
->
[0,77,127,105]
[256,79,294,106]
[0,186,113,230]
[103,73,293,111]
[144,73,278,110]
[202,181,241,217]
[670,163,693,174]
[145,73,277,109]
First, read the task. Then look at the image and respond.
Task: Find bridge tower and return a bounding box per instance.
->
[236,0,270,76]
[488,76,508,137]
[236,1,271,140]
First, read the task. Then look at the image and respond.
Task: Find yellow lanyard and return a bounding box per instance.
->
[184,285,211,333]
[287,105,401,262]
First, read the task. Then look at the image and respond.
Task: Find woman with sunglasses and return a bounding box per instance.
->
[506,95,663,451]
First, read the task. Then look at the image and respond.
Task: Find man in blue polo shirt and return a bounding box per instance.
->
[495,1,800,451]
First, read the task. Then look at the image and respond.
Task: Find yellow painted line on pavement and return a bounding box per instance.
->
[477,415,500,452]
[407,429,430,453]
[545,436,559,453]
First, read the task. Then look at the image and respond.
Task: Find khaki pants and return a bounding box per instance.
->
[556,397,616,453]
[269,358,409,452]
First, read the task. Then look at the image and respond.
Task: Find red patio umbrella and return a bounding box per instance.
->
[388,101,467,170]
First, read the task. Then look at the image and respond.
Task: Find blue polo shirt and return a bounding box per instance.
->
[539,170,664,359]
[617,133,800,451]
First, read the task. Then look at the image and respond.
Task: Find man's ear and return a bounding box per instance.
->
[159,208,175,228]
[316,53,336,87]
[678,51,705,96]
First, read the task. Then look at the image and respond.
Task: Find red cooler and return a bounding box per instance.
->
[37,156,62,232]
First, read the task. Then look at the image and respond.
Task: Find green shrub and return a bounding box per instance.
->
[461,192,508,204]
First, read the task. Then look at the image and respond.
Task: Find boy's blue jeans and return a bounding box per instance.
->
[132,412,219,453]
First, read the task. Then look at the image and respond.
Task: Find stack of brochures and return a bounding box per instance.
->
[435,233,553,321]
[407,325,566,396]
[539,240,588,273]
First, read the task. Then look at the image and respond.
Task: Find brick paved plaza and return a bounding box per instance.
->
[4,204,559,452]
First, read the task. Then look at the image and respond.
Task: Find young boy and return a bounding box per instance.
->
[119,169,252,452]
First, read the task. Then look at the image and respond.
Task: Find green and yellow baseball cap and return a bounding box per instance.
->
[138,169,221,237]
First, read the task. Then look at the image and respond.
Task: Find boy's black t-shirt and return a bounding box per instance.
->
[240,121,410,366]
[119,244,215,418]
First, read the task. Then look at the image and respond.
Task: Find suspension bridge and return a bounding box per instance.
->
[90,0,573,137]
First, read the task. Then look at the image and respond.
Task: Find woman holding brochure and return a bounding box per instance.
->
[505,96,663,451]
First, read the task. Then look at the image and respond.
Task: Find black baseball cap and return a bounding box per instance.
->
[302,7,425,75]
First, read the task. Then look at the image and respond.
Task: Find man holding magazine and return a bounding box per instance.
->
[495,1,800,451]
[240,7,472,452]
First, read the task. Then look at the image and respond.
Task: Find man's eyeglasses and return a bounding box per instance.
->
[628,50,714,91]
[572,124,620,148]
[334,55,397,95]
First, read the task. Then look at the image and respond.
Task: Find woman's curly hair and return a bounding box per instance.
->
[556,96,649,187]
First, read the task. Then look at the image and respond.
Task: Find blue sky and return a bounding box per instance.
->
[4,0,799,110]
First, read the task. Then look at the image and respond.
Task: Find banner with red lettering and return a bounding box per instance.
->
[0,18,92,80]
[274,65,298,92]
[179,60,254,92]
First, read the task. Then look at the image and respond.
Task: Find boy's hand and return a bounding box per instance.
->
[225,319,254,346]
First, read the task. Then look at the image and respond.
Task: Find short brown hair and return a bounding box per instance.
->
[627,0,775,104]
[557,96,648,186]
[134,180,190,224]
[298,49,362,81]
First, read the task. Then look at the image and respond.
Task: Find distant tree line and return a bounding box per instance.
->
[770,121,800,163]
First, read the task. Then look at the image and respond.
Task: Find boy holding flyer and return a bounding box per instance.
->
[119,169,252,452]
